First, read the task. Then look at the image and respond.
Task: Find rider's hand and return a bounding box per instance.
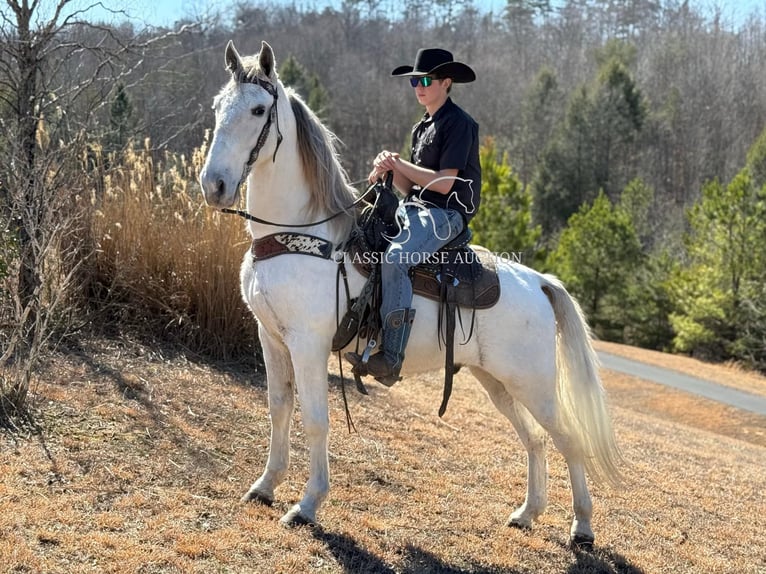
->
[374,150,400,171]
[369,151,400,182]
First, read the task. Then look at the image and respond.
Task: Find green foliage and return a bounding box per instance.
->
[549,190,643,340]
[531,43,646,236]
[746,126,766,189]
[612,178,674,349]
[620,250,676,350]
[280,55,329,117]
[668,171,766,367]
[530,87,593,234]
[470,138,542,266]
[594,39,638,69]
[516,66,562,185]
[279,55,309,93]
[107,83,135,151]
[619,177,654,247]
[306,75,330,119]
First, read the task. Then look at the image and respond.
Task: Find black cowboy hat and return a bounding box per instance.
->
[391,48,476,83]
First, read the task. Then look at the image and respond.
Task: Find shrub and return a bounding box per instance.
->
[88,138,259,361]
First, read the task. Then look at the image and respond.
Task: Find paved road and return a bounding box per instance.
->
[597,351,766,417]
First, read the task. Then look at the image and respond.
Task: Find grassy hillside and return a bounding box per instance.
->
[1,339,764,573]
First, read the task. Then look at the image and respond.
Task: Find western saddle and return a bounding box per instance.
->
[332,176,500,417]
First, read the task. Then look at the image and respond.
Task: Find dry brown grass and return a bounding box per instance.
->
[89,140,256,359]
[1,341,765,573]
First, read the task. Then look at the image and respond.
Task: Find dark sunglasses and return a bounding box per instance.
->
[409,76,435,88]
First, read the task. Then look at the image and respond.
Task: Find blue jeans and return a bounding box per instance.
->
[380,203,465,320]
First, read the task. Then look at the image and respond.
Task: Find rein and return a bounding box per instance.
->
[221,179,371,228]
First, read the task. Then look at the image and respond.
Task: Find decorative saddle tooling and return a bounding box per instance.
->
[331,176,501,417]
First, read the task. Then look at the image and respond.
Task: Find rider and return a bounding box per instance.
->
[347,47,481,384]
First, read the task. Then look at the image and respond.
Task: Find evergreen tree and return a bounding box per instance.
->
[619,177,654,248]
[108,83,134,152]
[669,170,766,366]
[531,42,645,237]
[746,126,766,189]
[550,190,642,339]
[516,66,562,186]
[279,55,329,117]
[279,54,310,96]
[614,178,674,349]
[307,74,330,119]
[530,86,594,235]
[470,138,542,265]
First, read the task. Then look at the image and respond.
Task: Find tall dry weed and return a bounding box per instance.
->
[90,138,258,360]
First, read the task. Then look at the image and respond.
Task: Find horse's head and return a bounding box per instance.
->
[200,40,282,208]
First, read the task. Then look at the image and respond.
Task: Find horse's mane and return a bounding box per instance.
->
[286,89,359,233]
[236,56,358,235]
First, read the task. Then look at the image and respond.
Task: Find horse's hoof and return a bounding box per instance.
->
[506,518,532,531]
[241,489,274,506]
[279,505,316,528]
[569,533,595,551]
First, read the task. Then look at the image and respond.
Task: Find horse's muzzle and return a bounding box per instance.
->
[199,169,239,208]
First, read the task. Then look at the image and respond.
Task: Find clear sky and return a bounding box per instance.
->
[75,0,766,29]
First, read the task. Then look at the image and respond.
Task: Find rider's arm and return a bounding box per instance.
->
[371,151,457,195]
[390,157,458,195]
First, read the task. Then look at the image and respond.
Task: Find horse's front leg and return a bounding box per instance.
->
[242,327,294,505]
[280,337,330,527]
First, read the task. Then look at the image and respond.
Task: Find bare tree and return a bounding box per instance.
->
[0,0,193,426]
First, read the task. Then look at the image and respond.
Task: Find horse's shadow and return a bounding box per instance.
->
[566,543,646,574]
[313,527,645,574]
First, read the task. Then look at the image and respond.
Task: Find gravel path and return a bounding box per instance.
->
[598,351,766,416]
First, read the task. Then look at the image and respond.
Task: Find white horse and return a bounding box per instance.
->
[199,40,623,547]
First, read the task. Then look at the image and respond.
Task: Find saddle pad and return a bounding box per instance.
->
[349,244,501,309]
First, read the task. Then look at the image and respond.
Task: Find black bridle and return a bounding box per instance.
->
[235,74,283,193]
[221,74,372,228]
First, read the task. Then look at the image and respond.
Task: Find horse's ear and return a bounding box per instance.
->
[225,40,243,76]
[259,41,276,80]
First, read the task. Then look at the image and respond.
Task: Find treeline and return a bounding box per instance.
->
[54,0,766,213]
[2,0,766,400]
[178,0,766,368]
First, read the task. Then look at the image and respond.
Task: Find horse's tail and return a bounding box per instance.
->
[540,274,624,486]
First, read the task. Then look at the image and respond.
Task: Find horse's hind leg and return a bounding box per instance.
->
[242,328,294,506]
[470,367,548,529]
[473,366,595,545]
[514,392,595,546]
[546,433,594,547]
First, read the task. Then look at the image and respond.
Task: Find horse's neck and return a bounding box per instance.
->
[245,159,319,238]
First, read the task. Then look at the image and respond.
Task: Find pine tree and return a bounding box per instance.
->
[669,170,766,366]
[517,66,562,187]
[470,138,542,265]
[108,83,134,152]
[279,55,310,97]
[530,42,645,237]
[279,55,329,117]
[550,190,642,339]
[307,74,330,119]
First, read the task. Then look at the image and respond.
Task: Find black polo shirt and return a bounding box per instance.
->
[407,97,481,222]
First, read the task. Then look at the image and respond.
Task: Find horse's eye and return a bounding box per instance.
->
[251,106,266,117]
